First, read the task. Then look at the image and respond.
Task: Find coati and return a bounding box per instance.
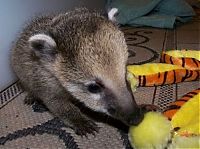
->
[11,8,144,136]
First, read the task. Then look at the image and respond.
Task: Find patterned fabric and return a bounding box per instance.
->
[0,18,199,148]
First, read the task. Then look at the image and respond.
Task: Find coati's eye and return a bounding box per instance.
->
[87,83,102,94]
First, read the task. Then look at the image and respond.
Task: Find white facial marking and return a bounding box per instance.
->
[86,100,109,114]
[84,80,96,86]
[29,34,56,47]
[108,8,118,22]
[66,82,108,114]
[66,83,80,93]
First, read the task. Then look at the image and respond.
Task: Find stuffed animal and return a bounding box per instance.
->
[129,111,172,149]
[127,63,199,87]
[127,50,200,87]
[129,88,200,149]
[161,50,200,70]
[127,50,200,148]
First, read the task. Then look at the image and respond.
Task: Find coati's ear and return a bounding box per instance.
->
[28,33,57,59]
[108,8,118,22]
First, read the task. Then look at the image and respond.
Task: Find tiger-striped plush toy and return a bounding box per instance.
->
[127,50,199,149]
[127,50,200,88]
[161,50,200,70]
[163,88,200,120]
[129,88,200,149]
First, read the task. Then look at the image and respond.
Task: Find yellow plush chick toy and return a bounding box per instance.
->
[129,112,172,149]
[129,88,200,149]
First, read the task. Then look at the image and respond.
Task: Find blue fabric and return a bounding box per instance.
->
[107,0,195,28]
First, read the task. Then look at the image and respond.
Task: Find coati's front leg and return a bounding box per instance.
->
[41,93,99,136]
[24,93,35,105]
[24,93,49,112]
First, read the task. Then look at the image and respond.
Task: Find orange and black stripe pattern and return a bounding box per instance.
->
[161,52,200,70]
[163,88,200,120]
[138,69,199,87]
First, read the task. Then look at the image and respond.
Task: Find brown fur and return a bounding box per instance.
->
[11,8,142,135]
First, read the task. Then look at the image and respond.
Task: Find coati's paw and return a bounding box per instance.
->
[32,100,49,112]
[73,119,99,136]
[24,94,35,105]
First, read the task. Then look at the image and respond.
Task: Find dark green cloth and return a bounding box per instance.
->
[107,0,195,28]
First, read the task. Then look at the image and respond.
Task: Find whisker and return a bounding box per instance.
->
[105,114,109,123]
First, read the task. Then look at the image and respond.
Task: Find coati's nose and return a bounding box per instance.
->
[116,88,145,126]
[124,104,159,126]
[108,105,144,126]
[125,106,144,126]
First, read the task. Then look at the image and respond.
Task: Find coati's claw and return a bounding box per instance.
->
[32,101,49,112]
[74,119,99,137]
[24,94,35,105]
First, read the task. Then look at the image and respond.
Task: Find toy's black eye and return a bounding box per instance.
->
[87,83,102,94]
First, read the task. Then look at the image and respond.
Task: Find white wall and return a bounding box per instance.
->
[0,0,106,91]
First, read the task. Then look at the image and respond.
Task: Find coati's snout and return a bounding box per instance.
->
[105,86,144,126]
[75,77,144,126]
[65,77,144,126]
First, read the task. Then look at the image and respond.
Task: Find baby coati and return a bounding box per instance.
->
[11,8,144,135]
